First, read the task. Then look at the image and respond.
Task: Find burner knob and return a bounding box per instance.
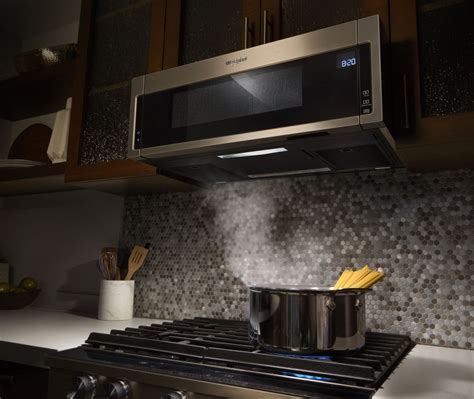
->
[106,380,130,399]
[160,392,187,399]
[72,375,97,399]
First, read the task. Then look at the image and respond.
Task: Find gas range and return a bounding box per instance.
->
[47,318,413,399]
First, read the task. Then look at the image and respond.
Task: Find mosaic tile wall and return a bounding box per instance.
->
[120,169,474,349]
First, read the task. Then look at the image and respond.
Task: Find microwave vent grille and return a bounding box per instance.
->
[310,144,391,170]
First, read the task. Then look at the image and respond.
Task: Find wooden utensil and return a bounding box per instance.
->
[117,248,131,280]
[125,245,149,281]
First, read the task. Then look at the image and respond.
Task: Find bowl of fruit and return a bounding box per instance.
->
[0,277,40,310]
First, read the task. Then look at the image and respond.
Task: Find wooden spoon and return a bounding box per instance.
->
[124,245,149,281]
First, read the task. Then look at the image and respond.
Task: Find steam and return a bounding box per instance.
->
[209,182,313,287]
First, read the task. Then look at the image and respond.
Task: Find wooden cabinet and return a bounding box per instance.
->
[0,163,74,196]
[0,40,76,196]
[279,0,389,38]
[64,0,195,194]
[255,0,281,47]
[171,0,280,66]
[280,0,363,38]
[178,0,246,64]
[0,61,75,122]
[391,0,474,169]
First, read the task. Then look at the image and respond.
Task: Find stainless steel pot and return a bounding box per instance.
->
[249,285,368,353]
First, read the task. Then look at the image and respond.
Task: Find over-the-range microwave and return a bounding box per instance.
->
[128,15,401,184]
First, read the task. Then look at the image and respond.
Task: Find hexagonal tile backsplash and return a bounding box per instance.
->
[120,169,474,349]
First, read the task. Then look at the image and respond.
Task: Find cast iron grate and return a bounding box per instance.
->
[84,318,413,398]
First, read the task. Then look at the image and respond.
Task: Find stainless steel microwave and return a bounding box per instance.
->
[128,15,401,184]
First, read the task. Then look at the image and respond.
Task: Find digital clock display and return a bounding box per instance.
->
[337,50,357,69]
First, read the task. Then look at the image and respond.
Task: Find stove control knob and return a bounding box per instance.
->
[106,380,130,399]
[160,392,187,399]
[72,375,98,399]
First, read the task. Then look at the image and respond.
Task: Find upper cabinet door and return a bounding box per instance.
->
[391,0,474,147]
[391,0,474,168]
[178,0,260,65]
[78,0,154,165]
[280,0,364,38]
[260,0,281,44]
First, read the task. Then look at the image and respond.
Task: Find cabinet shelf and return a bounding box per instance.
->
[0,60,76,121]
[0,162,77,196]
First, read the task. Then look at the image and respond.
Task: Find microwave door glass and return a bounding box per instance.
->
[171,66,303,129]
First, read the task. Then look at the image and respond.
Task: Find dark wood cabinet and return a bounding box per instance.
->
[259,0,281,45]
[178,0,245,65]
[172,0,281,65]
[279,0,389,38]
[391,0,474,169]
[64,0,195,194]
[280,0,363,38]
[170,0,386,66]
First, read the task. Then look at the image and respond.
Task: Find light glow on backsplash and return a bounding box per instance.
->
[120,168,474,349]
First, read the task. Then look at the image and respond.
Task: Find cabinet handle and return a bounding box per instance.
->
[263,10,268,44]
[403,74,410,129]
[244,17,255,49]
[244,17,248,49]
[262,9,273,44]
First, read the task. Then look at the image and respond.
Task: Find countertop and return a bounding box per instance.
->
[374,344,473,399]
[0,307,166,367]
[0,308,472,398]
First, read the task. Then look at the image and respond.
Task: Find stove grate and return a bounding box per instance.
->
[83,318,413,398]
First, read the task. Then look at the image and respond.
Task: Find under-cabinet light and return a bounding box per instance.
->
[217,147,288,159]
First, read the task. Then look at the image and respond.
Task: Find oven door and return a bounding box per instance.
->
[128,18,379,162]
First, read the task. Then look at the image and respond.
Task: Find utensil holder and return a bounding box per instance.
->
[98,280,134,321]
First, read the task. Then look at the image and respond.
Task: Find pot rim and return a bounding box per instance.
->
[248,285,372,294]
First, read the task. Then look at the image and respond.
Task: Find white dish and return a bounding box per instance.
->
[0,159,46,168]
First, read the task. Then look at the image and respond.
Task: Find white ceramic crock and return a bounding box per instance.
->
[98,280,135,321]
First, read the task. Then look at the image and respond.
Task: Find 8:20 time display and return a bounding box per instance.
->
[336,50,357,69]
[340,57,357,68]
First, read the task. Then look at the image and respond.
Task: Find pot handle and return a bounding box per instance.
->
[355,293,362,310]
[325,298,336,311]
[248,322,259,346]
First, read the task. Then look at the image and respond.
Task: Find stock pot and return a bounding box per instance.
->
[249,286,369,353]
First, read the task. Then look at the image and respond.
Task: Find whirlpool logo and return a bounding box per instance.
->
[225,56,248,66]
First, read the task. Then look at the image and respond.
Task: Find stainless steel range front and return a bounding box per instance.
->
[128,15,401,184]
[47,318,413,399]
